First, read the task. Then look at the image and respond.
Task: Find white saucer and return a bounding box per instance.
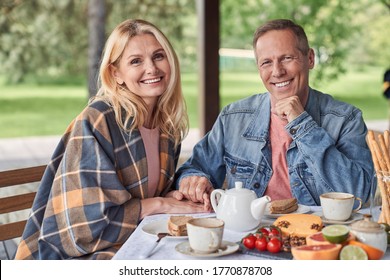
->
[142,219,188,239]
[175,240,239,258]
[312,212,364,225]
[264,204,311,218]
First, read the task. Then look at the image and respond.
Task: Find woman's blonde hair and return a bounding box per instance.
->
[94,19,188,148]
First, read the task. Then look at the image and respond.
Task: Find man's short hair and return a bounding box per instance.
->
[253,19,310,56]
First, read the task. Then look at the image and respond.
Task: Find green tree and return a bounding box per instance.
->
[380,0,390,10]
[0,0,88,83]
[349,0,390,68]
[0,0,195,84]
[1,0,388,86]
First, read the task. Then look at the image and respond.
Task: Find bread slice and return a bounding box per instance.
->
[269,198,298,214]
[273,214,323,248]
[167,215,193,236]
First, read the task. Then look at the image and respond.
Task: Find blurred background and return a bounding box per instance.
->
[0,0,389,137]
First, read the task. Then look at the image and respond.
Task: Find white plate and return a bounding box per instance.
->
[312,212,364,225]
[142,219,188,239]
[264,204,311,218]
[175,240,239,258]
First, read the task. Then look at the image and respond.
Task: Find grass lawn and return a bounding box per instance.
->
[0,85,88,137]
[0,66,386,138]
[320,69,387,120]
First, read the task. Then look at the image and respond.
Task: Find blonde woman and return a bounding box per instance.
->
[15,19,207,260]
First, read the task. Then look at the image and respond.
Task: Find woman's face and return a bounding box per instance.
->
[113,34,171,108]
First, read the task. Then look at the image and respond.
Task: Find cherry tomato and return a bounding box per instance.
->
[242,234,256,249]
[267,237,282,253]
[269,227,281,238]
[258,227,269,237]
[255,236,268,251]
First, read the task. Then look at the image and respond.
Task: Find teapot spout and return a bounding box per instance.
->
[251,195,271,222]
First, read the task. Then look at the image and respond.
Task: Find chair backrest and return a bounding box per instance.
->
[0,165,46,241]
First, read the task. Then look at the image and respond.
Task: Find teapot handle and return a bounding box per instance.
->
[210,189,225,213]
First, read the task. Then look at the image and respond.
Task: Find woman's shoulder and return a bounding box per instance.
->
[74,99,117,130]
[80,99,114,119]
[88,99,114,113]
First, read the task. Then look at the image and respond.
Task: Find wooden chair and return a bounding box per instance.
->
[0,165,46,259]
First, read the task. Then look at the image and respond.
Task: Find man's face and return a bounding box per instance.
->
[255,29,314,106]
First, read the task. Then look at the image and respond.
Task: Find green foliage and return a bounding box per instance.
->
[0,0,196,83]
[349,0,390,68]
[0,0,89,83]
[0,0,388,85]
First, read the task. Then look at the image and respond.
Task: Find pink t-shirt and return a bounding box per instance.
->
[139,126,160,197]
[264,114,293,200]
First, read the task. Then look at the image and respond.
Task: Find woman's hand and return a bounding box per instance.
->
[140,196,211,219]
[166,190,212,211]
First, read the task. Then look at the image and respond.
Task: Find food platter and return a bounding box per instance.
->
[142,219,188,239]
[264,204,311,218]
[238,243,293,260]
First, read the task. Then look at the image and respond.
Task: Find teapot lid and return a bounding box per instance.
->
[235,181,243,189]
[226,182,255,196]
[350,214,384,233]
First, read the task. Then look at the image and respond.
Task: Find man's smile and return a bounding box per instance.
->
[273,80,292,88]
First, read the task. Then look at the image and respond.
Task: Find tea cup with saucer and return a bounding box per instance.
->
[186,217,224,254]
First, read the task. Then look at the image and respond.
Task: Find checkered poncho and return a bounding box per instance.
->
[15,100,179,259]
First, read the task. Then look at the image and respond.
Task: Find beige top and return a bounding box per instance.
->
[139,126,160,197]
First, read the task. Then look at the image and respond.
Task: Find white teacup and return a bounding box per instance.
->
[320,192,362,221]
[186,218,224,254]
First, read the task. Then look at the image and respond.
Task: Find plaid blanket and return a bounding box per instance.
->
[15,100,179,259]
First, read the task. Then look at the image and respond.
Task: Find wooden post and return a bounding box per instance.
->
[196,0,220,136]
[88,0,106,98]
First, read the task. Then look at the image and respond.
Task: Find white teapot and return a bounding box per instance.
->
[210,181,271,231]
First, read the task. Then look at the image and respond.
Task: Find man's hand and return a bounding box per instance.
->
[271,95,304,122]
[178,176,214,208]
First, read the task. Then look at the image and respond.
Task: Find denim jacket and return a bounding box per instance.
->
[176,88,374,206]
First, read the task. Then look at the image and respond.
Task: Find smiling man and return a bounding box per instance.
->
[175,19,374,207]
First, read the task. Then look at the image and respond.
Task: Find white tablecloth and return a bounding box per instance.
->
[113,206,390,260]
